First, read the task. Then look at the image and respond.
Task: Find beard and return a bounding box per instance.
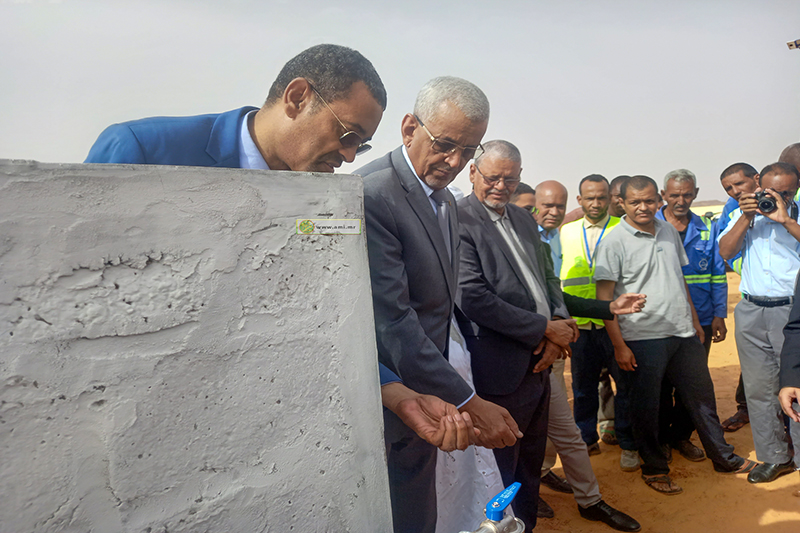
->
[482,189,509,211]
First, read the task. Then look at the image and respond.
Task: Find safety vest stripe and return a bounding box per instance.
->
[711,275,727,283]
[562,276,593,287]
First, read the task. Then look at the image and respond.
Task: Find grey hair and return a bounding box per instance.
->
[475,140,521,167]
[664,168,697,189]
[413,76,490,124]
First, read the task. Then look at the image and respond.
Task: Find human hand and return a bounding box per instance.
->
[460,396,523,449]
[614,344,637,371]
[382,383,480,451]
[694,321,705,345]
[545,318,578,349]
[739,191,759,218]
[711,317,727,343]
[609,293,647,315]
[759,188,793,225]
[532,339,563,373]
[779,387,800,423]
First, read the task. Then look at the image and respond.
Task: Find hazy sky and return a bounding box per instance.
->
[2,0,799,205]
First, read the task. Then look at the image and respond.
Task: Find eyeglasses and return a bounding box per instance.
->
[474,164,521,187]
[414,115,484,161]
[308,82,372,155]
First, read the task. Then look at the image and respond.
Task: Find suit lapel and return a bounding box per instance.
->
[206,106,258,168]
[390,149,455,297]
[466,195,537,303]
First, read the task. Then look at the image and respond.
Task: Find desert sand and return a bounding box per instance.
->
[541,273,800,532]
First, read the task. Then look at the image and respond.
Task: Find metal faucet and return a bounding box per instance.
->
[460,482,525,533]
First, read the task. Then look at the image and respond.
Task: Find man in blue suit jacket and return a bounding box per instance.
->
[85,44,385,174]
[85,44,477,456]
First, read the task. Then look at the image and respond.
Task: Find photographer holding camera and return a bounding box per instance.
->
[718,162,800,484]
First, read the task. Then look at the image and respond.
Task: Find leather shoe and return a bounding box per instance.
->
[747,461,797,483]
[537,496,554,518]
[541,470,573,493]
[578,500,641,532]
[673,439,705,462]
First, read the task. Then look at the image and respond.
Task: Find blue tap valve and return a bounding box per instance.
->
[485,482,521,521]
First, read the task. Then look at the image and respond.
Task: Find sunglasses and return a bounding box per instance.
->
[308,82,372,155]
[414,115,483,161]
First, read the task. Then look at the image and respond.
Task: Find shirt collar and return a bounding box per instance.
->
[238,110,270,170]
[480,201,506,223]
[656,207,706,231]
[538,225,557,238]
[401,145,433,199]
[620,215,660,237]
[583,213,609,228]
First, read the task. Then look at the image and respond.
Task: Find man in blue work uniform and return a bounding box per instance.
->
[656,169,728,462]
[716,163,760,432]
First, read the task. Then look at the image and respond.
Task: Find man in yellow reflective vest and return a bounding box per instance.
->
[560,175,637,471]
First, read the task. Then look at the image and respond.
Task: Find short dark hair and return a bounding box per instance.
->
[759,162,800,185]
[579,174,609,194]
[511,182,535,200]
[609,175,631,191]
[720,162,758,181]
[265,44,387,109]
[620,175,658,200]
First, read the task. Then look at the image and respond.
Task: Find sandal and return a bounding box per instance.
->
[721,408,749,432]
[642,474,683,495]
[600,425,619,446]
[714,458,758,474]
[735,459,758,474]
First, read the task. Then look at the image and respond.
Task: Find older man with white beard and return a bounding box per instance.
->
[457,140,641,531]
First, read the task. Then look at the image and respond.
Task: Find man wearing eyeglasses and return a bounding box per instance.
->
[458,142,641,532]
[85,44,384,173]
[357,77,523,533]
[718,162,800,484]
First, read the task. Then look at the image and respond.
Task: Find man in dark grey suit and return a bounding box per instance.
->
[780,272,800,423]
[357,77,522,533]
[458,141,642,532]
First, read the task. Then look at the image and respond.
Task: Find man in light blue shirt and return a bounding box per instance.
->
[716,162,760,432]
[534,180,568,273]
[718,162,800,484]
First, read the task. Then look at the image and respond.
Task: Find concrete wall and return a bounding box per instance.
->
[0,160,391,532]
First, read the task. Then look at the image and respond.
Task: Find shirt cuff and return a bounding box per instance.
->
[455,391,475,409]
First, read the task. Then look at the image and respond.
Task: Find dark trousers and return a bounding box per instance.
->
[735,373,747,409]
[385,419,438,533]
[660,325,712,444]
[570,325,634,449]
[484,369,550,532]
[623,336,741,476]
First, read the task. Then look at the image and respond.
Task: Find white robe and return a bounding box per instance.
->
[435,318,506,533]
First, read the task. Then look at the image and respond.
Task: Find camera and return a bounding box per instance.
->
[755,191,778,213]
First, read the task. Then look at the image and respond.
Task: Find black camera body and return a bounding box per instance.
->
[755,191,777,213]
[754,189,799,220]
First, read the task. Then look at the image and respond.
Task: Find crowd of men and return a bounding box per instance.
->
[83,44,800,533]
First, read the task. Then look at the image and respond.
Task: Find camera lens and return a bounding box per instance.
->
[758,197,777,213]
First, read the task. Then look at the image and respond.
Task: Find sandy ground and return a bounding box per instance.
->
[539,273,800,532]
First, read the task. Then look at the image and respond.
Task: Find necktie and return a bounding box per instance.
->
[430,188,452,262]
[499,216,551,319]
